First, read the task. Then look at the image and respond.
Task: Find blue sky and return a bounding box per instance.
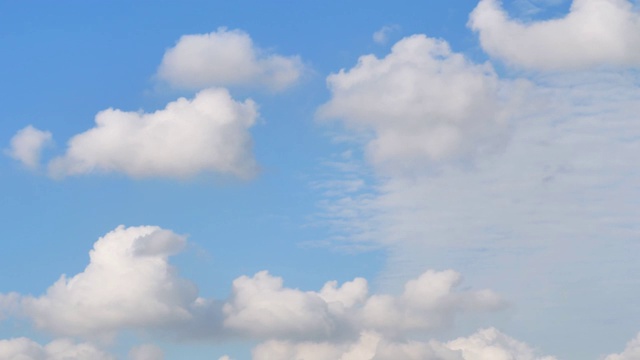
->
[2,1,640,359]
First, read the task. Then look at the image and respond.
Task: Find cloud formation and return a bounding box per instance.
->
[157,28,304,91]
[1,225,504,345]
[0,338,114,360]
[5,125,52,169]
[48,88,258,179]
[21,225,199,337]
[469,0,640,70]
[318,35,516,176]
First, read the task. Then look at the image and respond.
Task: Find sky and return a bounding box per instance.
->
[1,0,640,359]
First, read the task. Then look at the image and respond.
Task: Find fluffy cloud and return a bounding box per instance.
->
[318,34,516,176]
[21,225,199,337]
[223,269,503,341]
[605,332,640,360]
[48,88,258,179]
[252,328,556,360]
[469,0,640,70]
[157,28,304,91]
[372,25,400,44]
[5,125,52,169]
[0,338,114,360]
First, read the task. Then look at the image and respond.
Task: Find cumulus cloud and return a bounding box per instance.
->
[157,28,304,91]
[0,338,114,360]
[5,125,52,169]
[605,332,640,360]
[223,269,503,341]
[129,344,165,360]
[469,0,640,70]
[48,88,258,179]
[21,225,199,337]
[318,34,517,176]
[252,328,556,360]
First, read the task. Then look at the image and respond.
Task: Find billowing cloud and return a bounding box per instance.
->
[21,225,199,337]
[5,125,52,169]
[0,338,114,360]
[252,328,556,360]
[223,269,503,341]
[318,34,517,176]
[157,28,304,91]
[605,332,640,360]
[48,88,258,179]
[469,0,640,70]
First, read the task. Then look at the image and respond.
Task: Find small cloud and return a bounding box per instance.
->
[5,125,52,169]
[157,28,305,91]
[372,25,400,44]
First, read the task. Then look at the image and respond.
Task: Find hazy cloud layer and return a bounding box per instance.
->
[157,28,305,91]
[5,125,52,169]
[318,35,521,176]
[48,88,258,179]
[469,0,640,70]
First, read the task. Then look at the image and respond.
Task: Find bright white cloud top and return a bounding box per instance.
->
[318,35,514,175]
[157,28,305,91]
[469,0,640,70]
[48,88,258,179]
[5,125,52,169]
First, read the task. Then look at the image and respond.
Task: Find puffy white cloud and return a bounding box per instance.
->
[0,338,114,360]
[360,270,505,335]
[469,0,640,70]
[128,344,165,360]
[157,28,304,91]
[21,225,199,337]
[5,125,52,169]
[605,332,640,360]
[223,269,503,341]
[318,34,516,176]
[48,88,258,179]
[252,328,555,360]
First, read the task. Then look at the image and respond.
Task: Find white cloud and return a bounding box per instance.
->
[0,338,114,360]
[318,34,518,176]
[157,28,304,91]
[605,332,640,360]
[21,225,200,337]
[252,328,555,360]
[469,0,640,70]
[129,344,165,360]
[48,88,258,179]
[223,269,503,341]
[372,25,399,44]
[6,125,52,169]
